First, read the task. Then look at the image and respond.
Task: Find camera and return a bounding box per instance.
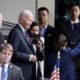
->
[32,37,39,44]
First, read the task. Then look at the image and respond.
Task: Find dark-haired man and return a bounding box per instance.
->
[38,7,57,78]
[57,2,80,80]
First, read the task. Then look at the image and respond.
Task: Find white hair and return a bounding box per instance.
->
[18,10,33,22]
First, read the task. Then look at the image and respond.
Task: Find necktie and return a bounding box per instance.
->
[1,65,6,80]
[25,31,31,44]
[72,23,75,30]
[40,27,46,37]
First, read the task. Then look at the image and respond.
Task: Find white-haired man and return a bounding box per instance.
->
[7,10,37,80]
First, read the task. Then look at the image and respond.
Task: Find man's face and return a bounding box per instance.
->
[30,26,39,36]
[21,15,33,30]
[38,10,49,24]
[0,48,12,64]
[70,6,80,19]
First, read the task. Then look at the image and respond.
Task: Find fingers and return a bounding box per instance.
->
[30,54,37,62]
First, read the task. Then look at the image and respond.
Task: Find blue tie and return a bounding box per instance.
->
[40,28,46,37]
[1,65,6,80]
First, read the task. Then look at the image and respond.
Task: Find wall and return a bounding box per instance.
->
[37,0,55,26]
[0,0,55,26]
[0,0,36,23]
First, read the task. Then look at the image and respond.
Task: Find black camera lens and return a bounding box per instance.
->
[32,39,38,44]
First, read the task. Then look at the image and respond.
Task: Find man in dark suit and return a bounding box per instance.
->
[0,43,24,80]
[7,10,37,80]
[38,7,57,78]
[56,3,80,80]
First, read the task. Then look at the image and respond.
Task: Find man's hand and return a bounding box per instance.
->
[30,54,37,62]
[36,40,43,52]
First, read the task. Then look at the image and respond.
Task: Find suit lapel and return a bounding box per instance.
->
[7,63,13,80]
[45,25,51,37]
[16,25,35,53]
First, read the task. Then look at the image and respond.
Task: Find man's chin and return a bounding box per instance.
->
[3,60,9,64]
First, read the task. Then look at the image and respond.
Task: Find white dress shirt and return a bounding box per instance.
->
[0,63,9,80]
[40,24,48,37]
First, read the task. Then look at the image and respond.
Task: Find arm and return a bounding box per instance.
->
[64,42,80,57]
[7,30,31,62]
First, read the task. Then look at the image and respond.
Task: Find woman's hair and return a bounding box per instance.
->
[29,22,39,30]
[55,34,67,50]
[28,22,40,37]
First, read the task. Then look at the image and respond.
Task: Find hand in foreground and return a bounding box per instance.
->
[30,54,37,62]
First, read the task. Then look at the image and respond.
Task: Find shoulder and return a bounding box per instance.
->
[9,63,24,80]
[10,24,20,32]
[47,25,57,33]
[8,24,21,38]
[47,25,54,29]
[9,63,21,71]
[60,50,72,59]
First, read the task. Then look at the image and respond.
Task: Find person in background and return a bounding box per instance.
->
[37,7,57,78]
[56,2,80,80]
[49,34,76,80]
[0,13,4,44]
[28,22,44,80]
[0,42,24,80]
[7,10,37,80]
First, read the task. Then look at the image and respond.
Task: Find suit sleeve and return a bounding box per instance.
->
[7,30,30,63]
[64,42,80,57]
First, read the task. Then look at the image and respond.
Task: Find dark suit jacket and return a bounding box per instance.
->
[8,63,24,80]
[7,24,35,80]
[44,25,58,77]
[57,21,80,48]
[44,25,57,55]
[47,50,76,80]
[56,20,80,79]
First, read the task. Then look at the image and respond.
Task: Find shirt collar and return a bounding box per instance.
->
[19,24,26,33]
[0,63,9,68]
[71,19,80,24]
[44,24,48,29]
[40,23,48,29]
